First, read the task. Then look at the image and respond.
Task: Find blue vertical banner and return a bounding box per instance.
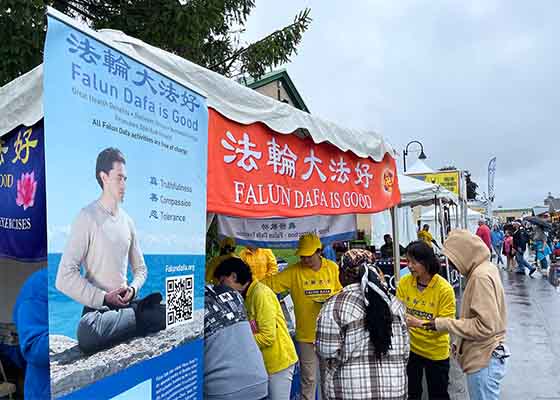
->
[0,121,47,262]
[44,9,207,400]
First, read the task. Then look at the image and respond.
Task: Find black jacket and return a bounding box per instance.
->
[512,228,529,251]
[380,243,406,258]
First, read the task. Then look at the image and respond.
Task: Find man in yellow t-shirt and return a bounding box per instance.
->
[418,224,440,249]
[215,257,298,400]
[205,237,237,284]
[239,246,278,281]
[262,233,342,400]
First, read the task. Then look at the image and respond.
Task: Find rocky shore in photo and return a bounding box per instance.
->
[50,310,203,398]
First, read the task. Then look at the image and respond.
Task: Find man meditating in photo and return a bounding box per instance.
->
[56,147,164,354]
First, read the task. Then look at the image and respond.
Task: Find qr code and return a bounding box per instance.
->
[166,275,194,328]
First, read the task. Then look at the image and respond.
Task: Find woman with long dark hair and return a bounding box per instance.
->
[396,240,456,400]
[316,249,409,399]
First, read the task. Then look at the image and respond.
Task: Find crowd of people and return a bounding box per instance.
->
[8,222,518,399]
[8,227,513,400]
[204,230,509,400]
[475,218,560,278]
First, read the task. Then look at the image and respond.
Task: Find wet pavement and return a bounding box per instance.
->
[443,269,560,400]
[500,269,560,399]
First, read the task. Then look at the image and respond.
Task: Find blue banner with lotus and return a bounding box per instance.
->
[0,121,47,262]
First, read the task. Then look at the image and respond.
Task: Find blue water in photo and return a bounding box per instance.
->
[48,253,205,338]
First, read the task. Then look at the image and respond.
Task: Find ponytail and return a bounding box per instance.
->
[361,266,393,359]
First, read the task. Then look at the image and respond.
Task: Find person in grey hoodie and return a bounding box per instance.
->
[204,283,268,400]
[423,230,509,400]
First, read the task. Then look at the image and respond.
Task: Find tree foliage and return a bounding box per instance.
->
[439,166,479,200]
[0,0,311,86]
[464,171,479,201]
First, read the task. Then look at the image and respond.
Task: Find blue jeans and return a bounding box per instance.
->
[539,256,548,271]
[492,244,503,265]
[466,355,507,400]
[515,249,535,273]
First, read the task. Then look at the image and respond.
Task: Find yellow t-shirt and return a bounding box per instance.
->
[262,257,342,343]
[418,230,434,247]
[239,248,278,281]
[244,281,298,374]
[396,273,456,360]
[205,254,235,284]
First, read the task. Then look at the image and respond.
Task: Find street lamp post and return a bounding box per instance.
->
[403,140,427,173]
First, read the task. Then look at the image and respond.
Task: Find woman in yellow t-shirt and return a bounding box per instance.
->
[205,237,237,284]
[396,240,456,400]
[261,233,342,400]
[239,246,278,281]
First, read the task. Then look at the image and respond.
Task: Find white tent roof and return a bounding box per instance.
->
[398,174,458,207]
[0,66,43,136]
[405,158,435,174]
[0,19,394,162]
[421,207,482,220]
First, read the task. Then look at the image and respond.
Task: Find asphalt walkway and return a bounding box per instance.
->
[500,270,560,399]
[442,269,560,400]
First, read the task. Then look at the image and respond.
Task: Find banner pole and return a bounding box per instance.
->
[390,206,401,283]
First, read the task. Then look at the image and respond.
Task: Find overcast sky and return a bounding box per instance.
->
[241,1,559,208]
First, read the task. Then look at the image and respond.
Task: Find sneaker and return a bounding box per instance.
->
[529,268,536,278]
[515,270,526,275]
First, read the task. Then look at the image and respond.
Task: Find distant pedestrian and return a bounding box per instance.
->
[533,226,552,277]
[476,220,492,252]
[512,221,536,276]
[503,230,515,271]
[425,230,509,400]
[397,241,456,400]
[316,249,409,399]
[553,238,560,259]
[491,225,505,266]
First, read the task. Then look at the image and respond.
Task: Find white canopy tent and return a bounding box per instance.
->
[405,158,435,174]
[376,174,461,281]
[372,206,416,249]
[1,27,394,162]
[398,174,458,207]
[371,174,459,247]
[0,15,405,329]
[420,206,482,237]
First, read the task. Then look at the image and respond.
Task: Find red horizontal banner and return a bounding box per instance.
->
[207,110,401,218]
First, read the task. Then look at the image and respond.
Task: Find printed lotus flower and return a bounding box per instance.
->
[16,171,37,210]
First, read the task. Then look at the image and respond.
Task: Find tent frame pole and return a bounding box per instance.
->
[390,206,401,284]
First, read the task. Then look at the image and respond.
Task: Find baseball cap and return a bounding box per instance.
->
[295,233,322,257]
